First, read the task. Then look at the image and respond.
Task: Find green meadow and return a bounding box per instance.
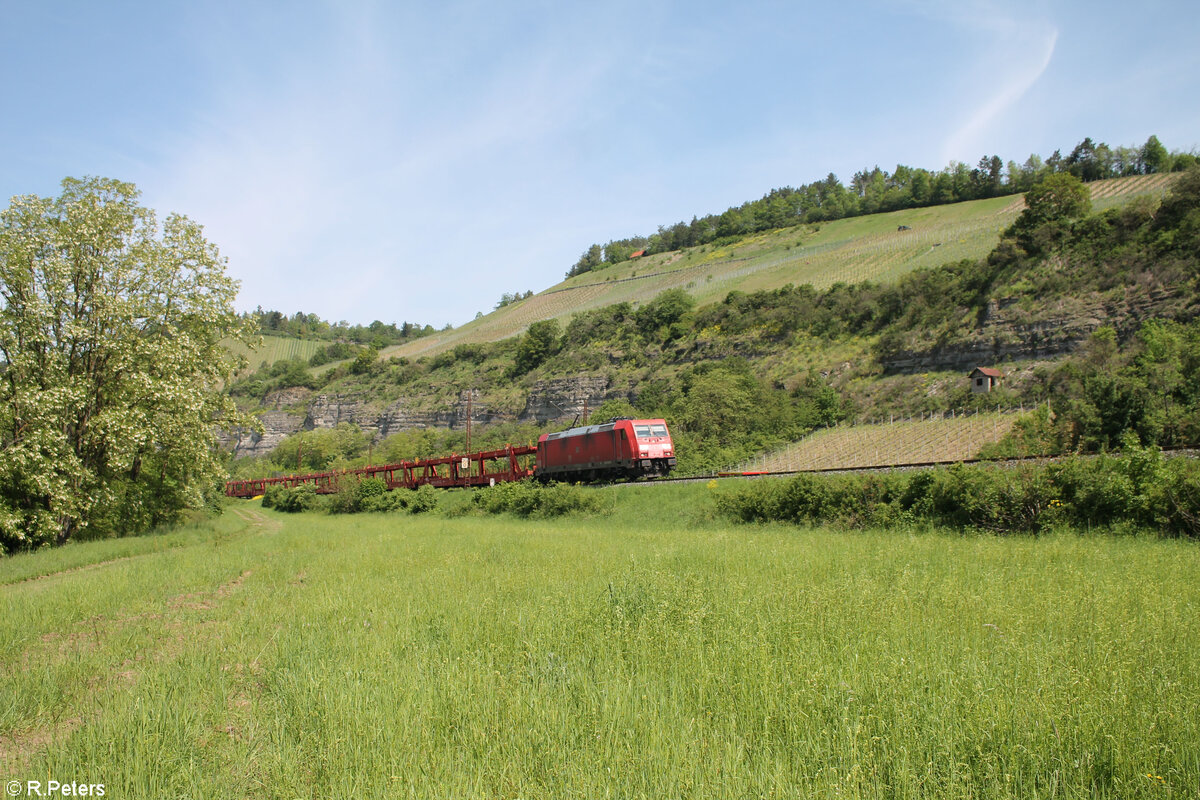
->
[2,483,1198,798]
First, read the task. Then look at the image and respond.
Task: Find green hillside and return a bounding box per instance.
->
[225,168,1200,477]
[382,173,1176,360]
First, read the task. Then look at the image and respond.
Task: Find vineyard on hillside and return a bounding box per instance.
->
[729,411,1025,473]
[384,173,1177,360]
[224,334,327,374]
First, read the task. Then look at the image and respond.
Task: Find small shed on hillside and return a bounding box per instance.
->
[969,367,1003,393]
[630,249,646,259]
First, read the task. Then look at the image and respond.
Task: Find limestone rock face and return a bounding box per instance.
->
[264,387,312,409]
[224,389,512,459]
[224,410,304,459]
[303,393,379,433]
[880,287,1188,373]
[519,376,614,424]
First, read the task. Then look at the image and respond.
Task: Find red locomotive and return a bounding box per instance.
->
[536,418,676,482]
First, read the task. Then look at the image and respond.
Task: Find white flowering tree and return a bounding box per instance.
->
[0,177,257,551]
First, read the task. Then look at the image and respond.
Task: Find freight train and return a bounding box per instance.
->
[225,418,676,497]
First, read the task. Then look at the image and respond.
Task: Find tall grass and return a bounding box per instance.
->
[2,485,1198,798]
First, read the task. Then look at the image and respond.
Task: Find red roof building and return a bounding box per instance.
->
[969,367,1003,393]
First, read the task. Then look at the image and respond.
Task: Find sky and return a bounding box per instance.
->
[2,0,1198,328]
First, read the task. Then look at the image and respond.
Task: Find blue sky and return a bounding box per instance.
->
[3,0,1198,328]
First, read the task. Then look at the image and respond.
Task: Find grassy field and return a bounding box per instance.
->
[381,173,1178,360]
[2,484,1198,798]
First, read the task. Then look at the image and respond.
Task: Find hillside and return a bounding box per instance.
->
[378,173,1175,361]
[225,169,1199,476]
[228,173,1173,378]
[224,334,326,374]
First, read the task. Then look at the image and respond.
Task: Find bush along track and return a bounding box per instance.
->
[260,479,440,515]
[714,441,1200,537]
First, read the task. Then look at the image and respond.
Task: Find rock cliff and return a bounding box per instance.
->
[225,378,621,459]
[518,375,613,424]
[881,286,1192,373]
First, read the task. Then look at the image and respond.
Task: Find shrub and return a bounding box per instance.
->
[406,484,441,514]
[472,480,605,518]
[712,480,782,523]
[359,491,410,513]
[512,319,562,375]
[329,477,387,514]
[713,450,1200,537]
[925,463,1058,532]
[1157,458,1200,537]
[262,483,323,513]
[330,477,441,514]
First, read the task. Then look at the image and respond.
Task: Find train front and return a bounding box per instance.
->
[630,419,676,477]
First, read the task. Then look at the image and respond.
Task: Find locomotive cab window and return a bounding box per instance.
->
[634,425,652,438]
[650,424,668,437]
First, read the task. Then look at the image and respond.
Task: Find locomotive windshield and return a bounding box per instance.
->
[634,423,669,439]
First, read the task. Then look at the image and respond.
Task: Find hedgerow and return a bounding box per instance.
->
[261,483,323,513]
[714,443,1200,537]
[262,479,441,514]
[470,480,607,518]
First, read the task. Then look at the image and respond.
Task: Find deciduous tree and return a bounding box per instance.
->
[1017,173,1092,228]
[512,319,561,375]
[0,177,255,550]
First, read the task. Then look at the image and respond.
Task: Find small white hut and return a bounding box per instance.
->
[969,367,1003,394]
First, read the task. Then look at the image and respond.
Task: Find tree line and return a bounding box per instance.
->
[567,135,1194,278]
[252,307,438,349]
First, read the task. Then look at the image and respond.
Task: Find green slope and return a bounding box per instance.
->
[223,334,326,374]
[381,173,1176,360]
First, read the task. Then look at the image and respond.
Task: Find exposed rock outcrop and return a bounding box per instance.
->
[226,410,305,459]
[264,387,313,409]
[881,287,1192,373]
[519,376,614,424]
[226,388,528,459]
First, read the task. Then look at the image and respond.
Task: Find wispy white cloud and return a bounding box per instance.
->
[898,0,1060,164]
[941,25,1058,163]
